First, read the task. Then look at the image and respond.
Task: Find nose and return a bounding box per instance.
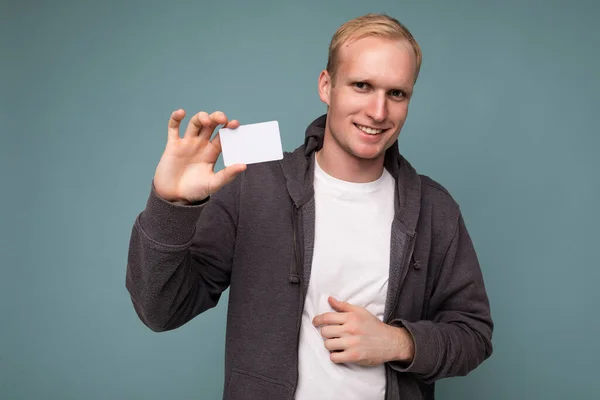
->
[365,92,388,123]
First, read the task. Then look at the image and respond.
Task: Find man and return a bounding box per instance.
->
[126,13,493,400]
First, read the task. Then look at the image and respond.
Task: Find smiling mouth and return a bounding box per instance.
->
[354,123,386,135]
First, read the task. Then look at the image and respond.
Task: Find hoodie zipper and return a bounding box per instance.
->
[385,234,416,324]
[290,205,305,397]
[384,233,416,400]
[289,206,302,284]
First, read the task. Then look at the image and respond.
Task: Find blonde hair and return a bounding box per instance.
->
[326,14,422,84]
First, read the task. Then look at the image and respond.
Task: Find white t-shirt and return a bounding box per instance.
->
[295,158,395,400]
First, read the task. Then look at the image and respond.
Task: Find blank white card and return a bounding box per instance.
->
[219,121,284,167]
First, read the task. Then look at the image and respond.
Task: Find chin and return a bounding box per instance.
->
[348,146,386,161]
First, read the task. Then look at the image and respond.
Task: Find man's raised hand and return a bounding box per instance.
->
[153,109,247,204]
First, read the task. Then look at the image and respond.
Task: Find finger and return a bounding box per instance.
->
[210,132,222,153]
[204,110,228,141]
[199,110,230,141]
[224,119,240,129]
[320,324,344,339]
[328,297,355,313]
[211,113,239,142]
[168,109,186,140]
[209,110,229,127]
[330,349,359,364]
[324,338,346,352]
[183,111,210,138]
[313,312,347,327]
[210,120,240,152]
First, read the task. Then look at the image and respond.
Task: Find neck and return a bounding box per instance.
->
[316,134,386,183]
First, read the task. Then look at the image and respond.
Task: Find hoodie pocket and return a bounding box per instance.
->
[225,368,294,400]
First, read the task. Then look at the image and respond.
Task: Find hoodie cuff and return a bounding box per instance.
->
[388,319,441,377]
[137,183,208,246]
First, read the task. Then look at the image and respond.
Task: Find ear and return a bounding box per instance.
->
[318,70,332,106]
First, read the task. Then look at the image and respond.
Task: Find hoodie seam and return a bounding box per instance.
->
[430,212,461,306]
[134,217,194,252]
[420,177,454,199]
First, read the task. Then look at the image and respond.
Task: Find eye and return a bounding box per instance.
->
[353,82,369,91]
[389,89,406,99]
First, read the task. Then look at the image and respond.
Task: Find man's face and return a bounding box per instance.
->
[319,36,417,163]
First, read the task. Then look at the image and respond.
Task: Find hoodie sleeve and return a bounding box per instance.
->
[125,179,239,332]
[388,213,493,383]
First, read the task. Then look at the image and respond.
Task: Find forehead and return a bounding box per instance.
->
[336,36,416,86]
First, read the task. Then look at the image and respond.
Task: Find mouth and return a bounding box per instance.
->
[354,123,387,135]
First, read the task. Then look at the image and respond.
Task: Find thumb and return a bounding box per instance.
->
[328,296,353,312]
[213,164,247,190]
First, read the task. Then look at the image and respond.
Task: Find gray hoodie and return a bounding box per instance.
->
[126,114,493,399]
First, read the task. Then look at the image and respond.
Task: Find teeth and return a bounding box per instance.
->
[356,124,383,135]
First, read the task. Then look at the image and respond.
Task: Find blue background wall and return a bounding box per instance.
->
[2,0,599,398]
